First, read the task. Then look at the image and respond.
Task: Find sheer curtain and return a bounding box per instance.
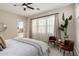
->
[54,14,61,39]
[32,14,59,42]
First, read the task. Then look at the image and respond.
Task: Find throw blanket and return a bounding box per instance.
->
[13,37,48,56]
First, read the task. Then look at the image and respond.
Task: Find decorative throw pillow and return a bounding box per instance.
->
[0,44,3,51]
[0,36,6,49]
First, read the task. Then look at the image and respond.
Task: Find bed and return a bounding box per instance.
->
[0,37,48,56]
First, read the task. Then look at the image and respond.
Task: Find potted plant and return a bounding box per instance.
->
[59,13,72,40]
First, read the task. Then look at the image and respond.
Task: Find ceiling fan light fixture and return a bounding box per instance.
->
[24,8,26,11]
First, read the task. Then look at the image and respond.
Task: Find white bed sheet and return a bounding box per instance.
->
[0,39,39,56]
[0,38,48,56]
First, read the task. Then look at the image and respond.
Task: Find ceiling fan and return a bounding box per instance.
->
[14,3,40,11]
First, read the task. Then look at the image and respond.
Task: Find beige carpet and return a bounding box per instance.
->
[49,45,77,56]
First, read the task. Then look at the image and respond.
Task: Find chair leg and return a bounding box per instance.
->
[63,50,65,56]
[48,42,51,46]
[69,50,70,54]
[60,48,61,52]
[73,50,74,56]
[48,48,50,53]
[48,48,50,56]
[54,43,55,48]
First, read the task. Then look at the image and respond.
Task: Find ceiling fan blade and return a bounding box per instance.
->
[26,3,32,5]
[22,3,32,6]
[26,5,34,10]
[22,3,26,6]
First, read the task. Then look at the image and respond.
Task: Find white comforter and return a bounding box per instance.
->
[0,38,48,56]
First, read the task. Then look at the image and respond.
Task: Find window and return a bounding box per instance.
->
[47,16,55,35]
[38,18,46,33]
[17,21,24,37]
[32,15,55,42]
[32,19,37,33]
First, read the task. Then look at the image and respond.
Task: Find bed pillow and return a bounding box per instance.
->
[0,36,6,49]
[0,44,3,51]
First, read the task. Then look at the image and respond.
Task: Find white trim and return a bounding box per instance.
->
[74,47,79,56]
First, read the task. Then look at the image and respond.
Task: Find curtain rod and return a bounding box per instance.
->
[31,13,59,20]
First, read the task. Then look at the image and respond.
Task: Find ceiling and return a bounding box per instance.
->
[0,3,72,17]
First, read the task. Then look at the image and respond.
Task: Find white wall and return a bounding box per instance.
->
[27,4,76,42]
[0,10,27,40]
[74,4,79,55]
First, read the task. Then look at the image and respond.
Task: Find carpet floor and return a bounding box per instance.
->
[49,45,77,56]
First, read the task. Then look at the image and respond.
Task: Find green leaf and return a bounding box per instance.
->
[59,27,64,31]
[69,15,72,20]
[61,24,65,28]
[62,13,65,21]
[64,18,68,28]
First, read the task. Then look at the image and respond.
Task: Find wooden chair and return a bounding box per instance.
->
[48,36,57,47]
[60,40,74,56]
